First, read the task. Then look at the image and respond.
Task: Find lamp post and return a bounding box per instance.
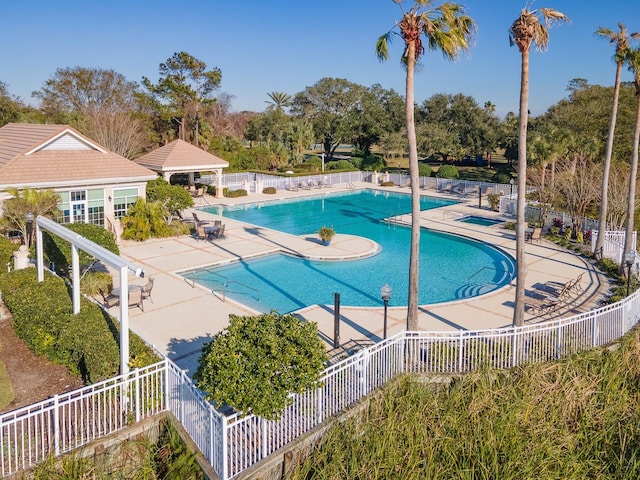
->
[26,212,34,248]
[380,284,392,339]
[625,250,635,297]
[509,178,514,196]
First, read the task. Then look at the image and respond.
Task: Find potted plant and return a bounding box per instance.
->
[318,226,335,246]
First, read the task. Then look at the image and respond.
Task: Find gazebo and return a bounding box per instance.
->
[134,139,228,198]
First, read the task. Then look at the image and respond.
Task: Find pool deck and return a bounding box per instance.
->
[114,182,612,373]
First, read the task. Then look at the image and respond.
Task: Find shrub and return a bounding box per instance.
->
[327,160,355,171]
[121,199,172,241]
[504,222,516,230]
[194,312,327,420]
[436,164,459,179]
[226,189,248,198]
[305,157,322,171]
[380,181,395,187]
[262,186,277,194]
[0,235,20,269]
[487,193,501,211]
[418,164,432,177]
[491,171,513,184]
[0,268,160,383]
[208,186,229,197]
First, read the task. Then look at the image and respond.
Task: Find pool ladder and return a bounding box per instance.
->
[467,267,513,293]
[186,270,260,303]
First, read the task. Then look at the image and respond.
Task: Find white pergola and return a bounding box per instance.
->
[34,216,145,375]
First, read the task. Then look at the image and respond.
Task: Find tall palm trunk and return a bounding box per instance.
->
[623,93,640,260]
[406,42,420,331]
[595,61,624,257]
[513,48,530,327]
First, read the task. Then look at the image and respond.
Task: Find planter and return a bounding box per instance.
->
[318,226,335,246]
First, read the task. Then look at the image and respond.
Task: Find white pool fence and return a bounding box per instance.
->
[3,286,640,479]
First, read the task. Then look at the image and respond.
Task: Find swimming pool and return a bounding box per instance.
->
[184,190,516,313]
[456,215,504,227]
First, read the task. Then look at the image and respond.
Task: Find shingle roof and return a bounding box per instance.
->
[134,139,229,171]
[0,123,156,188]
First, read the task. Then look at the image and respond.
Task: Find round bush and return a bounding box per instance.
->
[492,171,513,185]
[263,187,277,194]
[436,165,459,179]
[418,164,432,177]
[227,189,248,198]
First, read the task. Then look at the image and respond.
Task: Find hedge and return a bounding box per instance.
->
[0,268,160,384]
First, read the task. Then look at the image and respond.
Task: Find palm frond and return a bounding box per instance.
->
[376,32,393,62]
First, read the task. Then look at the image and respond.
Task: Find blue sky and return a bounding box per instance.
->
[1,1,639,118]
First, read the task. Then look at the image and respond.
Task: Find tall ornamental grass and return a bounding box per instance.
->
[289,328,640,479]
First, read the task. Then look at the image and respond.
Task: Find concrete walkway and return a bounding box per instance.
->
[114,183,611,374]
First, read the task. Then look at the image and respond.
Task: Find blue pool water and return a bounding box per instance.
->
[184,190,515,313]
[456,215,504,227]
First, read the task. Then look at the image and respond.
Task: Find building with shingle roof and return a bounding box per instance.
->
[0,123,156,227]
[134,139,228,198]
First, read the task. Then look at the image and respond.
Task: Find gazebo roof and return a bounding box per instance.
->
[133,139,229,173]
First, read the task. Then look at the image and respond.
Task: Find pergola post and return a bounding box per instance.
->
[34,216,144,375]
[216,168,223,198]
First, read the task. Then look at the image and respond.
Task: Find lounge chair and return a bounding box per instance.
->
[300,180,311,190]
[192,212,211,226]
[464,185,480,197]
[288,181,299,191]
[321,178,332,188]
[141,277,154,303]
[526,297,560,316]
[439,183,452,194]
[453,184,466,195]
[403,178,411,188]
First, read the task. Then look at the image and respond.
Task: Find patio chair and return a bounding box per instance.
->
[300,180,312,190]
[195,225,210,241]
[214,224,225,239]
[526,227,542,243]
[439,183,452,194]
[453,184,466,195]
[128,286,144,312]
[288,181,299,191]
[99,289,120,309]
[464,185,480,197]
[526,297,560,316]
[141,277,154,303]
[403,178,411,188]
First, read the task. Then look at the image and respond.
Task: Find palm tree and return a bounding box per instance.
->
[509,6,568,327]
[622,48,640,266]
[265,91,292,113]
[376,1,475,330]
[0,187,60,246]
[594,24,640,259]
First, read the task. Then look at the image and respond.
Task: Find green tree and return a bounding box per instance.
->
[509,5,568,327]
[0,187,60,246]
[376,0,475,330]
[146,178,194,218]
[623,48,640,266]
[141,52,222,147]
[417,93,499,160]
[194,313,327,420]
[594,24,640,256]
[291,77,366,160]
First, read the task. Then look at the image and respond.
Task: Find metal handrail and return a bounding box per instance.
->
[190,269,260,302]
[467,266,513,287]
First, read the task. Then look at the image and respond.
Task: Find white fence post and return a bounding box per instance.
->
[53,394,60,456]
[221,415,229,480]
[135,369,141,423]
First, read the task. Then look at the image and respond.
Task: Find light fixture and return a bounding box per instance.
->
[380,283,392,339]
[509,178,514,196]
[25,212,34,248]
[625,250,635,296]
